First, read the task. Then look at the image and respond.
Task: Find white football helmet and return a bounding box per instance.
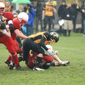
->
[43,45,54,55]
[18,12,29,24]
[0,2,5,15]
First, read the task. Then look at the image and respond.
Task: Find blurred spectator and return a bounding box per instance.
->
[23,5,27,13]
[31,2,35,7]
[16,10,20,14]
[52,12,55,29]
[25,3,36,36]
[81,0,85,36]
[58,0,67,35]
[42,0,56,31]
[35,1,43,32]
[52,0,57,29]
[12,10,18,18]
[5,2,11,12]
[31,2,36,34]
[72,0,79,32]
[23,4,29,14]
[63,2,74,36]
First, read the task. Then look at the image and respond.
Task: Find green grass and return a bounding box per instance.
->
[0,33,85,85]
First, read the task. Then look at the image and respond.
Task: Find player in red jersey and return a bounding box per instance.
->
[0,2,23,70]
[5,12,28,69]
[26,51,54,69]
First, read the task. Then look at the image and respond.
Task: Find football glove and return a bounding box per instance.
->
[8,20,13,29]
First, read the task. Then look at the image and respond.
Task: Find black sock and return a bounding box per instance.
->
[50,62,55,66]
[42,63,51,69]
[35,57,42,68]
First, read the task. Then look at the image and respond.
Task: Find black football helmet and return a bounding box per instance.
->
[50,32,59,43]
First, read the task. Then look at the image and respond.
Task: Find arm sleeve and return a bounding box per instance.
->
[39,37,48,51]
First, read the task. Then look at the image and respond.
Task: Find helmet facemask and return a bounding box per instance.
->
[50,32,59,44]
[52,36,59,43]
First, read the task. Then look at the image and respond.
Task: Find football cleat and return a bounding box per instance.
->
[9,62,15,70]
[16,64,23,71]
[5,60,10,66]
[33,67,44,71]
[60,61,70,66]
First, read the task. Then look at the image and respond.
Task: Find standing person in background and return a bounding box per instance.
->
[52,12,55,30]
[81,0,85,36]
[5,2,11,12]
[25,3,36,36]
[58,0,67,35]
[63,2,74,36]
[35,1,43,33]
[52,0,57,30]
[42,0,56,31]
[72,0,79,32]
[23,4,27,13]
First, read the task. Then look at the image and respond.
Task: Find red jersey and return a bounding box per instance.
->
[28,52,53,68]
[3,12,14,23]
[11,18,21,40]
[0,12,14,37]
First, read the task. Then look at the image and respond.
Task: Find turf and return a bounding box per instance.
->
[0,33,85,85]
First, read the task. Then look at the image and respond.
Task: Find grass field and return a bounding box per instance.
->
[0,33,85,85]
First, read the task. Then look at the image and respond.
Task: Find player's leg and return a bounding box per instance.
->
[42,55,54,69]
[3,37,23,70]
[28,40,44,71]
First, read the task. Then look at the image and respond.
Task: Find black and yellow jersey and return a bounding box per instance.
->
[0,16,6,24]
[43,4,54,16]
[28,31,52,50]
[0,16,6,32]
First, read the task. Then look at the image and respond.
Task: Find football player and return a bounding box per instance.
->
[21,31,59,71]
[25,50,54,69]
[0,2,23,70]
[5,12,28,70]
